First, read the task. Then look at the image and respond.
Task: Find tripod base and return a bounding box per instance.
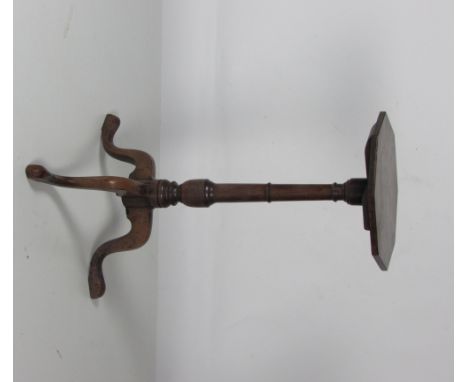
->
[26,112,398,299]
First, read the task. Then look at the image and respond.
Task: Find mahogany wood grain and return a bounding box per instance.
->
[25,112,397,299]
[363,112,398,270]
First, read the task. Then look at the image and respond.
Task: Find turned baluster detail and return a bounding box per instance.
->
[25,112,397,298]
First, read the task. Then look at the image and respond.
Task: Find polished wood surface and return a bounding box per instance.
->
[177,179,367,207]
[363,112,398,270]
[26,115,157,299]
[25,164,146,196]
[26,113,397,298]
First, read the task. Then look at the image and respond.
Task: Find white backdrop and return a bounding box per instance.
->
[158,1,453,381]
[15,0,453,381]
[14,1,160,381]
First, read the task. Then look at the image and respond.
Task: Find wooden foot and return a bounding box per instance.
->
[88,208,152,299]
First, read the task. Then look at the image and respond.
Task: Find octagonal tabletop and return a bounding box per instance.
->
[363,112,398,270]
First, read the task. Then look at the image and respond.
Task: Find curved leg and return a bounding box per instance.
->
[101,114,156,180]
[25,164,146,196]
[88,208,153,299]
